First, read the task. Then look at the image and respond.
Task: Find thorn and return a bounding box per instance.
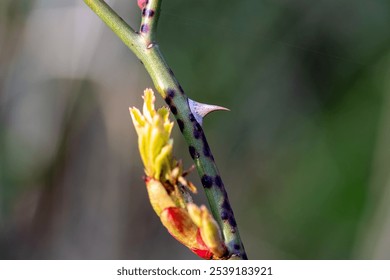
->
[188,99,230,126]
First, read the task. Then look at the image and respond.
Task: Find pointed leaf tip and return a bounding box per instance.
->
[188,99,229,125]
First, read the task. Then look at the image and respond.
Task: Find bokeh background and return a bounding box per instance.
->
[1,0,390,259]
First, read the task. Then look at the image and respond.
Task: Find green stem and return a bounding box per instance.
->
[84,0,247,260]
[139,0,161,44]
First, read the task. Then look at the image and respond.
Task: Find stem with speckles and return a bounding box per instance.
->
[84,0,247,260]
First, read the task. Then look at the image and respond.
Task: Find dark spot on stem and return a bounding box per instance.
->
[189,113,196,122]
[221,211,229,220]
[164,96,171,105]
[164,92,177,115]
[193,123,202,139]
[221,199,231,211]
[189,146,200,159]
[228,215,237,228]
[170,104,177,115]
[140,24,149,33]
[215,176,223,189]
[203,142,212,158]
[201,175,213,188]
[201,135,214,160]
[177,119,185,132]
[221,197,237,227]
[142,8,155,17]
[167,89,175,99]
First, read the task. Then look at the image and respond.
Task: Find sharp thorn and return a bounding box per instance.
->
[188,98,230,126]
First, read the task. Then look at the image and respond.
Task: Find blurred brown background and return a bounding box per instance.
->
[1,0,390,259]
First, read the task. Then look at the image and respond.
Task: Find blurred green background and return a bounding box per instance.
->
[1,0,390,259]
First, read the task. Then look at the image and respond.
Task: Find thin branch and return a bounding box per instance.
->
[139,0,162,45]
[84,0,140,54]
[84,0,247,259]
